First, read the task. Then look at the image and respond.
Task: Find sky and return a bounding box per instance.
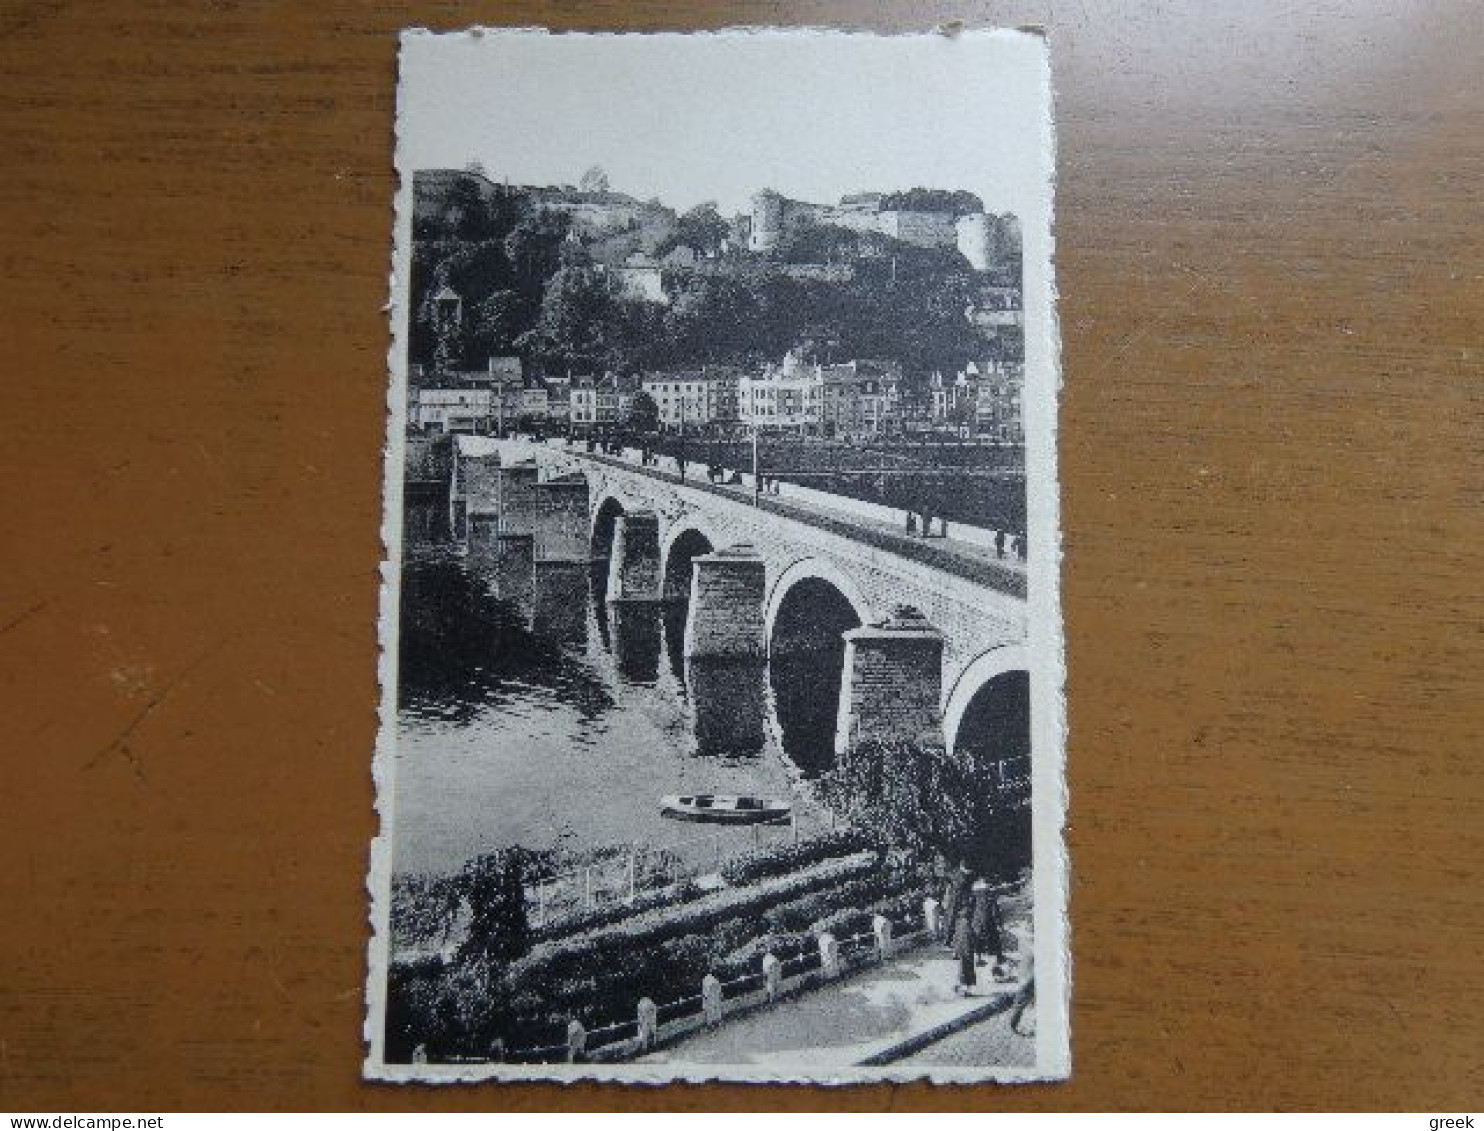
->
[397,29,1052,222]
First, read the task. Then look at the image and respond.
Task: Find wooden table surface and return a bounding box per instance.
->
[1,0,1480,1112]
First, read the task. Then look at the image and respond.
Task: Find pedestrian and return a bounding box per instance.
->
[940,859,968,946]
[970,878,1009,978]
[952,876,980,995]
[995,529,1005,558]
[1016,532,1027,561]
[906,511,918,536]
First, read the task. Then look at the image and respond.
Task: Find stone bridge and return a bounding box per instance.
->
[446,438,1030,761]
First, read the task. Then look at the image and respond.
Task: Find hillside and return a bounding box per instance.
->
[408,170,1020,386]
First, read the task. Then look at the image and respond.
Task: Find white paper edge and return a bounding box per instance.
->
[364,23,1069,1087]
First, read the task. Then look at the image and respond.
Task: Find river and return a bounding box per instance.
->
[390,525,837,879]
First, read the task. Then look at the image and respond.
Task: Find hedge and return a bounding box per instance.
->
[717,827,875,887]
[387,853,940,1060]
[511,852,876,988]
[535,877,702,942]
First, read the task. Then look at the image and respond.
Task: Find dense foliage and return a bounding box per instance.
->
[383,847,938,1062]
[817,738,1032,880]
[716,827,875,886]
[408,174,1016,385]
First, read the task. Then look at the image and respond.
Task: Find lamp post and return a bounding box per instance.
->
[752,422,761,504]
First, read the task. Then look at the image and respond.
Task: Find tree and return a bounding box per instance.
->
[627,390,659,433]
[818,736,1029,880]
[518,264,623,369]
[504,210,570,286]
[458,848,536,963]
[775,220,862,264]
[468,289,529,361]
[579,165,610,194]
[657,203,731,258]
[879,188,985,216]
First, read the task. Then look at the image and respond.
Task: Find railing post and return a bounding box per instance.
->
[762,953,782,1001]
[924,896,941,940]
[701,974,724,1024]
[565,1019,586,1064]
[636,997,658,1050]
[818,933,840,979]
[873,914,894,960]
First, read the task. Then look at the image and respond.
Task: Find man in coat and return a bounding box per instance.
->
[940,860,970,948]
[952,877,982,994]
[970,878,1008,976]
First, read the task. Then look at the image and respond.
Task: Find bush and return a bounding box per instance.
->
[709,952,762,984]
[395,850,937,1060]
[391,874,462,953]
[536,878,702,941]
[718,828,875,886]
[384,955,509,1063]
[513,852,875,985]
[726,930,812,967]
[459,848,538,963]
[762,867,918,935]
[809,907,874,941]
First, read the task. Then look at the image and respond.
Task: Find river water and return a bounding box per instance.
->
[391,530,837,879]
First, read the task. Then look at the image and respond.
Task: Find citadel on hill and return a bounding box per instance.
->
[745,188,1018,272]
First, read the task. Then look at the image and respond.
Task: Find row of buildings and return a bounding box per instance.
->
[409,352,1023,442]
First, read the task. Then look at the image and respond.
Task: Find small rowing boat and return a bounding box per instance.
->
[659,794,792,825]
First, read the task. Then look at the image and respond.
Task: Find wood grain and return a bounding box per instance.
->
[1,0,1480,1111]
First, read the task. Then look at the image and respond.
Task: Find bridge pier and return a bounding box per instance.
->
[533,558,589,644]
[606,511,662,602]
[835,605,947,757]
[456,450,501,546]
[684,543,766,660]
[492,533,535,607]
[495,461,539,538]
[535,474,590,562]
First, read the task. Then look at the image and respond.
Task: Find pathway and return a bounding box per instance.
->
[637,943,1034,1072]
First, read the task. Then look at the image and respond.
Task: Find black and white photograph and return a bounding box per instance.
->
[369,27,1066,1084]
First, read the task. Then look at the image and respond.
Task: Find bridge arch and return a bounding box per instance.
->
[764,558,875,778]
[590,493,626,561]
[660,518,721,601]
[942,644,1032,758]
[763,557,875,652]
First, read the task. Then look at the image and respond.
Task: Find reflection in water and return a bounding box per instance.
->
[589,561,612,653]
[397,547,612,727]
[689,658,768,758]
[533,560,589,647]
[492,536,535,623]
[609,601,663,686]
[394,502,827,876]
[767,577,861,778]
[662,600,689,685]
[403,490,448,542]
[769,648,846,778]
